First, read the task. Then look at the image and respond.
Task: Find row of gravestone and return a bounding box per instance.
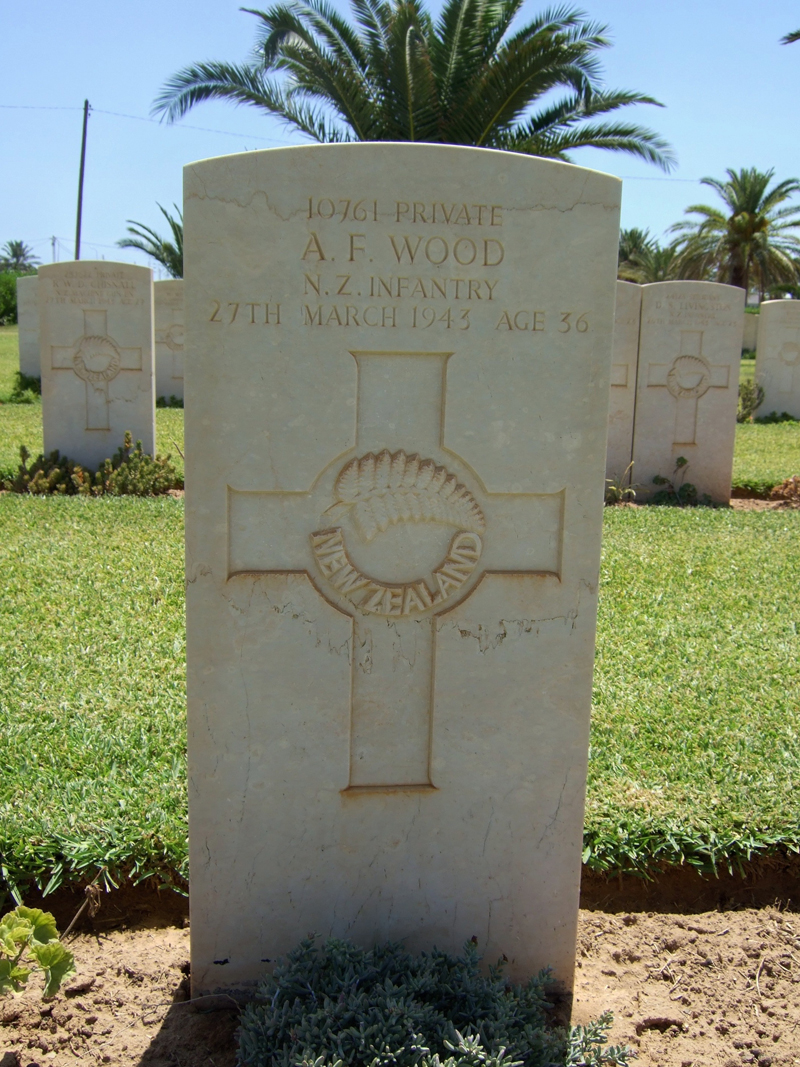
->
[11,146,790,1004]
[606,279,746,503]
[22,269,798,497]
[15,267,184,468]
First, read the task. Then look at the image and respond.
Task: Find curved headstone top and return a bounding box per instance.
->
[183,144,621,996]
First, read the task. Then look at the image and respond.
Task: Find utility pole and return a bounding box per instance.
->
[51,236,57,262]
[74,99,91,261]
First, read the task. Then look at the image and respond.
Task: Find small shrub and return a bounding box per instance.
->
[156,394,184,409]
[2,432,182,496]
[0,270,36,325]
[770,475,800,508]
[237,937,632,1067]
[737,381,764,423]
[755,410,799,424]
[0,906,75,998]
[5,371,42,405]
[650,456,710,506]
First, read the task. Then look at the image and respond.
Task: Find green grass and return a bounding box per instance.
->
[0,498,798,897]
[0,326,18,400]
[0,496,187,900]
[588,506,800,875]
[733,421,800,493]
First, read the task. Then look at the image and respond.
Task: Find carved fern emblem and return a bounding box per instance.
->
[326,450,486,543]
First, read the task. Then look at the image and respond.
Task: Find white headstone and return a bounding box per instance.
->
[742,311,758,352]
[154,279,185,402]
[755,300,800,419]
[184,144,620,995]
[632,281,744,503]
[16,275,40,378]
[606,281,642,487]
[38,261,155,469]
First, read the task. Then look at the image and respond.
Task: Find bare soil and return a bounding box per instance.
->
[2,878,799,1067]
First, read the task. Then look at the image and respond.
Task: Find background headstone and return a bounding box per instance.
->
[632,281,744,503]
[16,275,40,379]
[606,281,642,487]
[742,310,759,352]
[154,279,184,402]
[184,143,620,995]
[38,261,155,469]
[755,300,800,419]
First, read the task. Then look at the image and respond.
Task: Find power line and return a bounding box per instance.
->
[1,102,294,144]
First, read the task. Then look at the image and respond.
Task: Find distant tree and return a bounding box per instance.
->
[621,240,685,283]
[670,168,800,297]
[118,205,183,278]
[0,241,40,272]
[618,227,653,278]
[153,0,675,170]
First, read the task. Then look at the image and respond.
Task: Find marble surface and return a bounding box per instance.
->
[38,262,155,469]
[154,279,184,402]
[16,275,40,378]
[631,281,744,503]
[183,143,620,996]
[606,281,642,487]
[755,300,800,419]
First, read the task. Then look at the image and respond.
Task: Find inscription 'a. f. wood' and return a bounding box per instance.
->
[227,350,565,791]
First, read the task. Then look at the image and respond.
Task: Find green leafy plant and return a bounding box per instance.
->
[604,462,637,504]
[649,455,711,506]
[755,410,799,424]
[238,937,631,1067]
[0,906,75,998]
[156,394,184,409]
[3,432,182,496]
[6,370,41,405]
[737,380,765,422]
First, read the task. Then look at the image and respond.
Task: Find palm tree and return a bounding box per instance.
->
[618,227,652,278]
[781,30,800,44]
[0,240,39,272]
[670,168,800,298]
[153,0,674,169]
[620,240,685,284]
[117,204,183,278]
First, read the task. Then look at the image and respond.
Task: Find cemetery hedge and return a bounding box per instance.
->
[0,496,798,898]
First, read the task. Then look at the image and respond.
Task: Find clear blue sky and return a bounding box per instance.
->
[3,0,799,273]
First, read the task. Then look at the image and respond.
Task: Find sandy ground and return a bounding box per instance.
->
[2,902,799,1067]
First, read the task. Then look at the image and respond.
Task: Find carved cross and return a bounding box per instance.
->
[228,350,565,792]
[777,337,800,394]
[50,309,143,431]
[157,321,185,383]
[646,330,730,445]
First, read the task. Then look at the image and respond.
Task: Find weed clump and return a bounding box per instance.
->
[770,474,800,508]
[238,937,631,1067]
[2,432,182,496]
